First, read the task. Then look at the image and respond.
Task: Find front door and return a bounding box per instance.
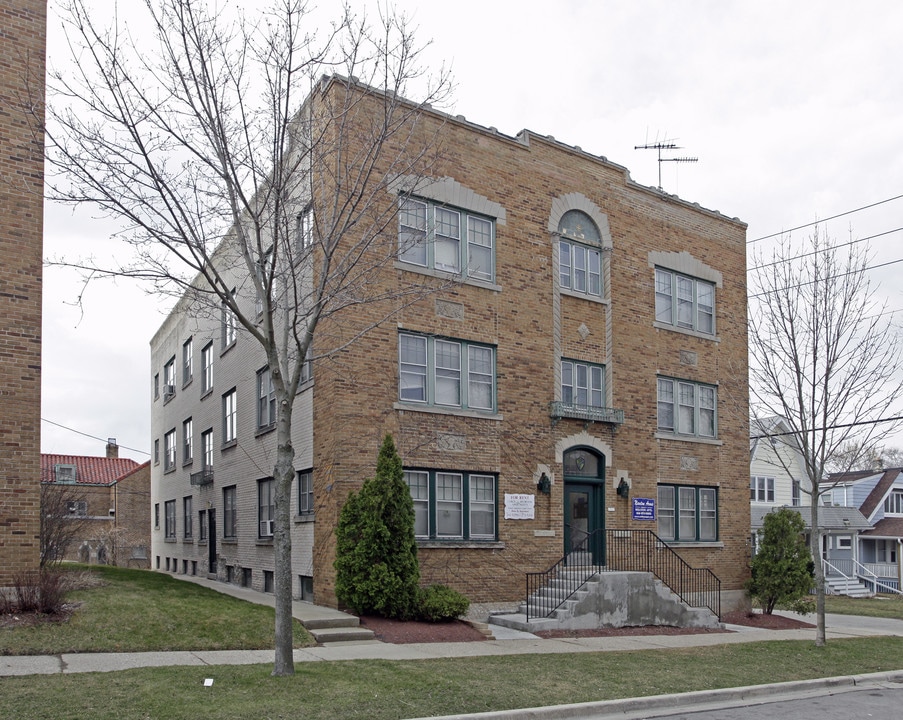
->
[208,509,217,576]
[562,448,605,564]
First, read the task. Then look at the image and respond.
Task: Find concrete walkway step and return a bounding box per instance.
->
[306,625,376,643]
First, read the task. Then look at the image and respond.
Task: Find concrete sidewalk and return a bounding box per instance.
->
[3,572,903,676]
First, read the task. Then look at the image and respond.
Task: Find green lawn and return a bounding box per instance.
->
[2,637,902,719]
[823,593,903,619]
[0,565,313,655]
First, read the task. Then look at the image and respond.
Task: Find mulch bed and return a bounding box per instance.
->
[359,610,814,644]
[722,610,814,630]
[360,615,488,643]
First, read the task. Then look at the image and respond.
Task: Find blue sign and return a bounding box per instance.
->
[632,497,655,521]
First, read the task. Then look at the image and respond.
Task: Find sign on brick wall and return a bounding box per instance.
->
[504,493,535,520]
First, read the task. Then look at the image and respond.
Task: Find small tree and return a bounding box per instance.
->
[749,227,903,644]
[747,508,814,615]
[39,482,89,568]
[334,434,420,619]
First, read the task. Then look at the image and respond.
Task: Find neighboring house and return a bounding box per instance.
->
[151,78,751,613]
[750,417,873,596]
[829,468,903,592]
[0,0,46,584]
[41,442,151,567]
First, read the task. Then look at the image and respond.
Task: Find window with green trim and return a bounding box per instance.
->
[657,485,718,542]
[398,198,495,281]
[561,359,605,408]
[398,333,496,411]
[404,470,496,540]
[657,377,716,438]
[654,268,715,334]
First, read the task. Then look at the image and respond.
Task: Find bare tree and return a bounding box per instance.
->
[827,442,903,473]
[40,480,89,568]
[748,226,903,646]
[41,0,452,675]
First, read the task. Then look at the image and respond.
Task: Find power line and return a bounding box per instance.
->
[747,193,903,245]
[748,226,903,272]
[41,417,150,456]
[749,256,903,299]
[750,414,903,440]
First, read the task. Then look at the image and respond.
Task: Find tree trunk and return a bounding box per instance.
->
[272,395,296,676]
[810,501,826,647]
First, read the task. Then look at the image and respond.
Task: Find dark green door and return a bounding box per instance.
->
[562,448,605,564]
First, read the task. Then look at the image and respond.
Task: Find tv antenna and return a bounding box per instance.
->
[634,140,698,191]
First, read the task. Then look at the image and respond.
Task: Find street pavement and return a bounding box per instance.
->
[3,574,903,719]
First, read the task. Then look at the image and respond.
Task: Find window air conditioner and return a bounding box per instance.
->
[263,520,274,537]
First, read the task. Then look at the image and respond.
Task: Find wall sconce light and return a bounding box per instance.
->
[616,478,630,498]
[537,473,551,495]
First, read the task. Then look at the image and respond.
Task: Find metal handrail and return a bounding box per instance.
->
[525,528,721,621]
[825,557,903,596]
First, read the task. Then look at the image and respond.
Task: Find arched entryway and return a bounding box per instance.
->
[563,447,605,565]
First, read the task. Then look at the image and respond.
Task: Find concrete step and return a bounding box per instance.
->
[307,625,376,643]
[301,615,363,630]
[488,612,557,632]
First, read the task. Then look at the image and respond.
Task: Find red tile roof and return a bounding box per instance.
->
[41,454,141,486]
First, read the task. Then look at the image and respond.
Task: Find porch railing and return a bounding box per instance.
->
[525,528,721,621]
[823,558,903,596]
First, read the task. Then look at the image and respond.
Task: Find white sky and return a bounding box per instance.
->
[40,0,903,462]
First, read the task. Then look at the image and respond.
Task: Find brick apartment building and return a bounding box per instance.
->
[0,0,45,585]
[41,442,151,567]
[151,79,750,612]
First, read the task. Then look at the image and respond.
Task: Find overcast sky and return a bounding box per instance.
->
[40,0,903,462]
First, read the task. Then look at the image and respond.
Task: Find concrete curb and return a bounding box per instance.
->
[410,670,903,720]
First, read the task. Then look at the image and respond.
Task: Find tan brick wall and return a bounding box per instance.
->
[312,90,750,609]
[0,0,45,584]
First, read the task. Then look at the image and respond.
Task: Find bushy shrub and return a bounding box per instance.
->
[334,434,420,619]
[417,584,469,622]
[747,507,814,615]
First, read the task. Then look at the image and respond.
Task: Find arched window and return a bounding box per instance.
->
[558,211,603,297]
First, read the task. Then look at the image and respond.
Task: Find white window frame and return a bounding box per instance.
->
[201,429,213,469]
[657,377,717,438]
[258,478,275,538]
[182,338,193,385]
[257,367,276,429]
[654,267,715,335]
[54,464,77,483]
[404,470,497,540]
[561,359,605,408]
[750,476,775,503]
[182,418,193,464]
[164,429,177,472]
[297,206,314,251]
[201,342,213,394]
[163,357,176,399]
[223,485,237,538]
[222,389,237,444]
[221,289,237,348]
[398,333,496,412]
[884,490,903,515]
[398,198,495,282]
[657,484,718,542]
[559,239,603,297]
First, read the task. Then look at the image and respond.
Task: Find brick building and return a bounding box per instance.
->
[41,442,151,567]
[0,0,46,584]
[151,79,750,613]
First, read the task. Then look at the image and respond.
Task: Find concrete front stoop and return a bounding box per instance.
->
[489,571,721,633]
[301,614,377,644]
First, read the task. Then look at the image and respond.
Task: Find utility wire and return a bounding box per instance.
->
[748,193,903,245]
[749,257,903,299]
[41,417,150,456]
[750,414,903,440]
[748,227,903,272]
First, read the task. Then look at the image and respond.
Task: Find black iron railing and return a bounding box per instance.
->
[190,467,214,486]
[526,528,605,620]
[525,528,721,621]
